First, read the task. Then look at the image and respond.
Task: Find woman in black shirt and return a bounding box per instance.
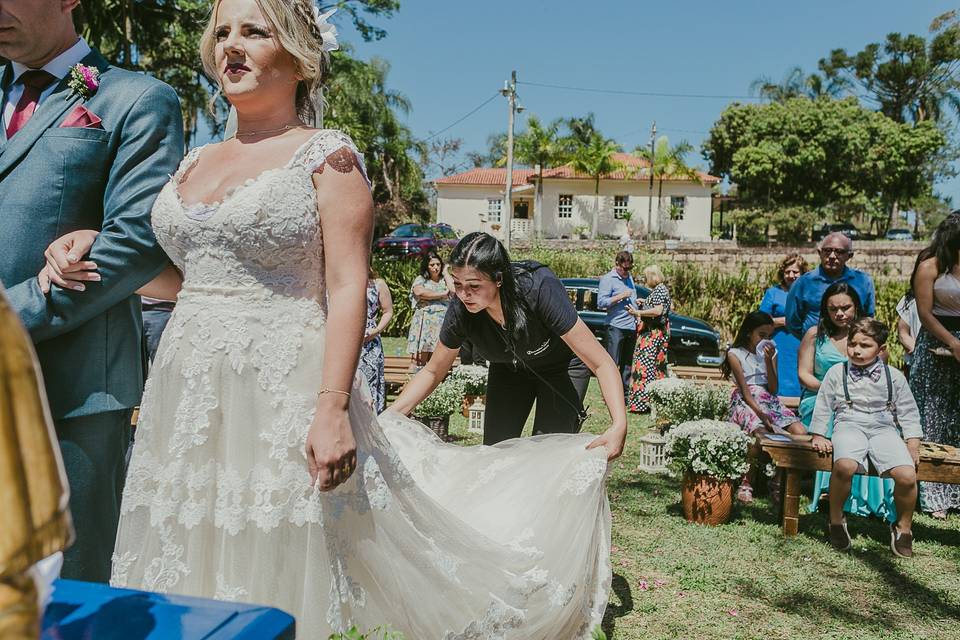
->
[392,233,627,458]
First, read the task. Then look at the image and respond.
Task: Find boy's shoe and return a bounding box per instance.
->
[828,521,852,551]
[890,524,913,558]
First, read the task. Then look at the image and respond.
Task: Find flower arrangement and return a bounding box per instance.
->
[414,378,464,418]
[647,378,730,428]
[448,364,488,396]
[328,625,403,640]
[67,63,99,100]
[664,419,752,481]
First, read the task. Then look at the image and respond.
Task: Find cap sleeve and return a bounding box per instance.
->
[301,129,371,188]
[535,269,579,336]
[439,299,468,350]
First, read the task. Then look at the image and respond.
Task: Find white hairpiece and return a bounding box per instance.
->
[312,5,339,53]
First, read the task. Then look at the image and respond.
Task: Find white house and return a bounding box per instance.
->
[434,153,720,241]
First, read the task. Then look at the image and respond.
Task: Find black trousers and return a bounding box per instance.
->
[483,357,591,445]
[56,409,133,583]
[605,325,637,396]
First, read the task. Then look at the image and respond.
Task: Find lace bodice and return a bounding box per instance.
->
[152,129,368,306]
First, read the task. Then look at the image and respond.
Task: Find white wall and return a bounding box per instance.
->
[435,185,501,239]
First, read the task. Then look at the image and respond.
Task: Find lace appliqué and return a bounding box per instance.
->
[215,574,250,601]
[561,457,608,496]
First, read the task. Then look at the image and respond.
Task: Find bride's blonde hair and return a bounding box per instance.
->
[200,0,330,122]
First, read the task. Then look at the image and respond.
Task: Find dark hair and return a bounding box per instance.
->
[817,282,863,340]
[615,250,633,266]
[721,310,774,379]
[777,253,808,288]
[449,232,531,350]
[419,251,444,280]
[908,212,960,302]
[848,317,889,346]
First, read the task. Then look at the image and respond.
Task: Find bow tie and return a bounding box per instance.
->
[849,362,882,383]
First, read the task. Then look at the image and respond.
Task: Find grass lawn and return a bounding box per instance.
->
[381,338,960,640]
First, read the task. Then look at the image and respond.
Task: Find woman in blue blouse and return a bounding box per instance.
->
[759,254,808,397]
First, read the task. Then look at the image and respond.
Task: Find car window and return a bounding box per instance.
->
[565,288,581,310]
[583,289,600,311]
[389,224,431,238]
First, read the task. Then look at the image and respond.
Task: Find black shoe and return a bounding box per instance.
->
[828,521,852,551]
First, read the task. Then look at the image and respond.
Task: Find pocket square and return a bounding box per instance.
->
[59,105,103,129]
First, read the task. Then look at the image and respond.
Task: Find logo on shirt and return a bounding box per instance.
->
[526,340,550,356]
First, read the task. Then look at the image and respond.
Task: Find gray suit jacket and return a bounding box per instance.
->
[0,49,184,420]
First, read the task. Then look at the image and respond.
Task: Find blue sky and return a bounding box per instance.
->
[338,0,960,202]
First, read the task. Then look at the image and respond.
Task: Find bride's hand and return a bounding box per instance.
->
[305,403,358,491]
[587,425,627,461]
[39,229,101,292]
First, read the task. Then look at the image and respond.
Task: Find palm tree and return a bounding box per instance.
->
[514,116,566,238]
[633,137,701,236]
[570,134,624,239]
[751,66,849,102]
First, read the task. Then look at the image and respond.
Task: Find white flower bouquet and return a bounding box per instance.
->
[648,378,730,428]
[664,419,752,480]
[414,378,465,418]
[448,364,488,396]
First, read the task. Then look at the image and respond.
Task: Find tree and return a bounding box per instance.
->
[569,134,624,239]
[514,116,566,238]
[703,97,946,234]
[633,136,701,235]
[751,66,849,101]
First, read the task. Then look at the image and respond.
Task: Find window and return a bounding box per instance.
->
[613,195,629,219]
[669,196,686,220]
[487,198,502,223]
[558,194,573,219]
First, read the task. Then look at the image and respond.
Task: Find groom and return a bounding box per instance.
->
[0,0,183,582]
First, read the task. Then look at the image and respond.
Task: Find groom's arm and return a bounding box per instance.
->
[6,82,183,343]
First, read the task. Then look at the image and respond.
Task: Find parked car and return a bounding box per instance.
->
[374,223,459,257]
[813,222,860,242]
[884,228,914,241]
[561,278,724,367]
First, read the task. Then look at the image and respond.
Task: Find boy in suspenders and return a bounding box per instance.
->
[809,319,922,557]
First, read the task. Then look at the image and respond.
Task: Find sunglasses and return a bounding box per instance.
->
[820,248,850,257]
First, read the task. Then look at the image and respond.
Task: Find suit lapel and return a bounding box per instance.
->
[0,64,13,147]
[0,50,110,179]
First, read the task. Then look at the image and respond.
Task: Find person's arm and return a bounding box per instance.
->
[764,344,779,396]
[6,84,183,342]
[785,281,804,338]
[915,258,960,363]
[389,343,460,415]
[597,275,629,309]
[759,287,787,327]
[798,327,820,392]
[365,279,394,342]
[304,147,373,491]
[412,279,450,302]
[897,317,916,355]
[808,367,839,452]
[560,319,627,460]
[863,275,877,317]
[727,352,775,431]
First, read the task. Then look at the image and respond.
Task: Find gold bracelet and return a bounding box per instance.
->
[318,387,351,398]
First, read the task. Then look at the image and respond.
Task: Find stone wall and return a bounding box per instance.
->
[511,239,925,281]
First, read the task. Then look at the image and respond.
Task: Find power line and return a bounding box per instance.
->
[517,80,759,101]
[424,92,500,141]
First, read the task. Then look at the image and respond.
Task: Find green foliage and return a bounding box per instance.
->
[703,97,945,233]
[750,65,849,101]
[664,420,752,480]
[570,134,625,238]
[448,365,489,396]
[371,256,420,337]
[727,206,819,246]
[414,378,464,418]
[647,379,731,427]
[328,625,404,640]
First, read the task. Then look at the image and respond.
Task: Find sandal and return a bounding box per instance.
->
[931,510,947,520]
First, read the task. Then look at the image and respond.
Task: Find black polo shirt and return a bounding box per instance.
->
[439,262,579,368]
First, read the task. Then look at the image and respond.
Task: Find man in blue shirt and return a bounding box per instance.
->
[786,233,876,337]
[598,251,638,395]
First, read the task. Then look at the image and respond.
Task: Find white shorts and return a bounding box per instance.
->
[832,413,914,475]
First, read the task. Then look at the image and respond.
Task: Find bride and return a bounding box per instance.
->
[38,0,618,637]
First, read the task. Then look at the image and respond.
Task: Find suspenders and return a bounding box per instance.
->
[841,362,902,433]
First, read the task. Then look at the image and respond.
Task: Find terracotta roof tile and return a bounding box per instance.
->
[434,167,535,185]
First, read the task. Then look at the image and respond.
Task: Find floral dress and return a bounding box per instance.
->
[725,347,799,434]
[406,275,450,355]
[358,281,385,413]
[628,283,671,413]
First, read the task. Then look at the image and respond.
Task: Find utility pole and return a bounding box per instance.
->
[501,70,521,252]
[645,120,656,239]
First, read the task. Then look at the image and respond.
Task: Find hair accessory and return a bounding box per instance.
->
[312,4,340,53]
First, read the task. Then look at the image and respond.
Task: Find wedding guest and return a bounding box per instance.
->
[722,310,805,503]
[759,253,808,397]
[909,213,960,519]
[811,319,920,557]
[598,250,637,396]
[141,297,175,362]
[786,232,876,338]
[358,267,393,413]
[406,251,453,368]
[798,284,896,523]
[895,294,921,380]
[627,265,671,413]
[0,0,183,582]
[392,232,628,450]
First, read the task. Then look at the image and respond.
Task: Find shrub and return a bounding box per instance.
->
[372,256,421,338]
[647,378,730,427]
[448,364,489,395]
[329,626,404,640]
[413,378,464,418]
[664,419,752,480]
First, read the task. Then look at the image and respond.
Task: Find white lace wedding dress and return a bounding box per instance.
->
[110,129,612,639]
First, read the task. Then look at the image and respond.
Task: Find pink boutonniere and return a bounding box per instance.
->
[66,63,100,100]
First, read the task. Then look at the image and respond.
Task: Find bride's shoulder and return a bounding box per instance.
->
[299,129,369,185]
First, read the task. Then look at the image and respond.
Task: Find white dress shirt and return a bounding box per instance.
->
[3,37,92,130]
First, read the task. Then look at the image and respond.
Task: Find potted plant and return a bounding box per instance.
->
[413,379,464,441]
[647,378,729,431]
[448,364,488,417]
[664,419,751,526]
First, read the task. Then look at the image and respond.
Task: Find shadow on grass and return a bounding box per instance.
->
[600,572,633,639]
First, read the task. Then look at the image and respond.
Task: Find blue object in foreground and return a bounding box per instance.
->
[43,579,295,640]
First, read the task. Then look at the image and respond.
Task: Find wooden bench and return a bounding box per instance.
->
[384,355,414,396]
[759,435,960,536]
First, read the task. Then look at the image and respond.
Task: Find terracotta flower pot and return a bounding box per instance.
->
[681,472,735,526]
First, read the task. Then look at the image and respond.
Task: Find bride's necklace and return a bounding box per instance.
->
[235,123,303,138]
